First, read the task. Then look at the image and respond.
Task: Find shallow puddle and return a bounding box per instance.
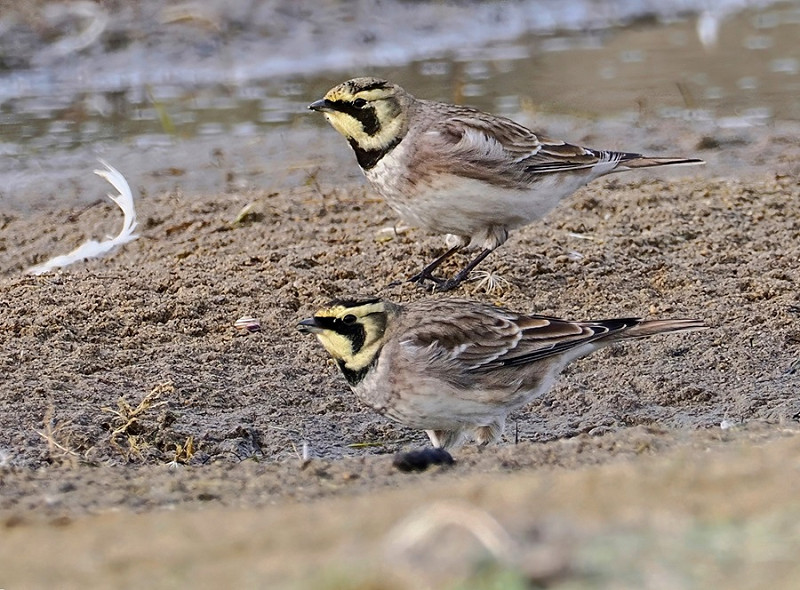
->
[0,1,798,210]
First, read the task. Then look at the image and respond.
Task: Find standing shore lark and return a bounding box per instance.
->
[309,77,704,291]
[298,297,706,450]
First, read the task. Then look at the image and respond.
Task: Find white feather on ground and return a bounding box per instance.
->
[26,160,139,275]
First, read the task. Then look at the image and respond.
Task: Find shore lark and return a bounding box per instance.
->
[298,297,706,450]
[309,77,704,291]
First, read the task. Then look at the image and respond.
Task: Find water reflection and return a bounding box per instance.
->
[1,2,798,156]
[0,2,798,210]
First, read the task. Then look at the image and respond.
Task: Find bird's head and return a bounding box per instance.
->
[297,297,395,384]
[308,78,411,159]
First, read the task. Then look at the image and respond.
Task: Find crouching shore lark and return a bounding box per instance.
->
[298,297,706,450]
[309,77,704,291]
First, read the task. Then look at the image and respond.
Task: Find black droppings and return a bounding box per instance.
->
[392,447,455,472]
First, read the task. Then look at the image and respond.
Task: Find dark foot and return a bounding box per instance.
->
[417,265,472,292]
[405,271,466,293]
[412,247,495,292]
[405,245,462,289]
[432,276,466,292]
[388,271,439,289]
[408,270,446,288]
[393,447,455,472]
[386,272,449,292]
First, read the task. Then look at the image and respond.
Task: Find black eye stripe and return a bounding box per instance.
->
[348,324,366,354]
[313,316,338,330]
[314,315,366,353]
[327,100,381,136]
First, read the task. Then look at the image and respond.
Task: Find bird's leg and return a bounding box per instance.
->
[426,429,466,450]
[407,245,461,286]
[435,248,494,292]
[425,429,444,448]
[474,419,505,447]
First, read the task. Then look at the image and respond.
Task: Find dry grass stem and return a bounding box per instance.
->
[33,403,80,464]
[102,381,174,461]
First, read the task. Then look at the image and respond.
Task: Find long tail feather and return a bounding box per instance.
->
[622,318,708,339]
[618,156,705,170]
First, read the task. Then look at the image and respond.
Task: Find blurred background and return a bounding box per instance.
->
[1,0,798,210]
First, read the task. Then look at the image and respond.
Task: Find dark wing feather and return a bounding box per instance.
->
[521,145,642,174]
[399,299,639,374]
[409,102,636,186]
[477,317,641,370]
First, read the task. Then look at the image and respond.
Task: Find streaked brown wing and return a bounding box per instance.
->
[477,316,640,370]
[399,306,523,370]
[399,302,631,372]
[410,107,626,186]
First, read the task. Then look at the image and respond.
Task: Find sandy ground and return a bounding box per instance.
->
[1,121,799,587]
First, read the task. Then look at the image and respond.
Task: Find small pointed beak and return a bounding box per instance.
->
[308,98,335,113]
[297,317,321,333]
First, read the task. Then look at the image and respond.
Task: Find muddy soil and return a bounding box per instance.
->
[0,125,799,586]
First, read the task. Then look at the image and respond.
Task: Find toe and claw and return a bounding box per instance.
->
[407,247,495,292]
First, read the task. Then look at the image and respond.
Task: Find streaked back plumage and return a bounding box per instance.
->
[309,78,704,289]
[299,297,707,449]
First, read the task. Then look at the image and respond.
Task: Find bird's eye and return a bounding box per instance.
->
[342,314,357,325]
[352,98,367,108]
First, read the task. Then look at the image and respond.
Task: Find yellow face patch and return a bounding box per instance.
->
[315,80,408,153]
[309,300,390,372]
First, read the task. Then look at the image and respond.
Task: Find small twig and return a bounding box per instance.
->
[347,441,387,449]
[291,439,312,468]
[33,403,80,462]
[34,429,80,457]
